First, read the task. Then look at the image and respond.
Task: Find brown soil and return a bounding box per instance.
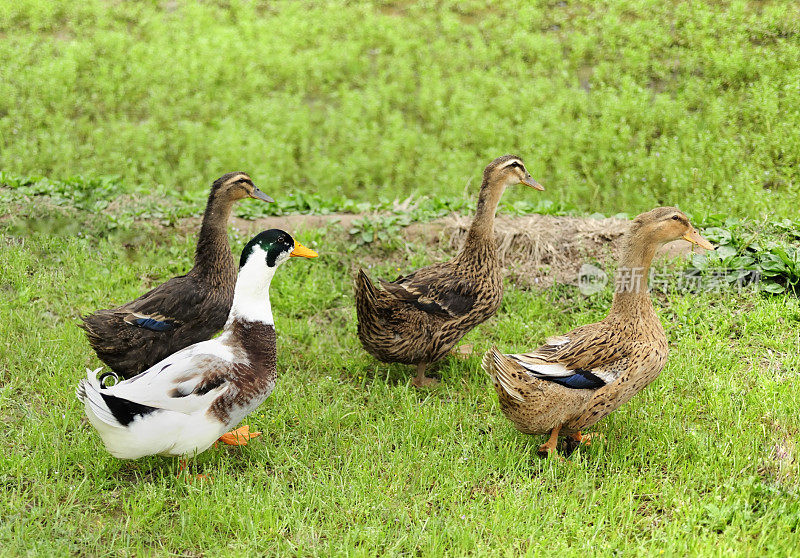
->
[3,194,706,289]
[224,212,705,287]
[442,214,703,287]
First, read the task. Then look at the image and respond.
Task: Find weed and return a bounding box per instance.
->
[691,219,800,294]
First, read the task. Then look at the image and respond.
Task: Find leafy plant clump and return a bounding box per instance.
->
[348,214,412,250]
[0,172,125,212]
[691,218,800,294]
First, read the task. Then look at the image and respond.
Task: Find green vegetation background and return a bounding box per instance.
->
[2,0,798,217]
[2,1,800,556]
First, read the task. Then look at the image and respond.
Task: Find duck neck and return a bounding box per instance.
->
[460,176,506,258]
[609,231,659,317]
[193,190,236,281]
[226,263,275,327]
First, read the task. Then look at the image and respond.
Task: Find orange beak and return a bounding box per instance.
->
[290,241,318,258]
[682,228,714,250]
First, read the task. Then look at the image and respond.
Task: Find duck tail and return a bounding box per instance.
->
[354,268,379,317]
[76,367,122,427]
[482,347,526,402]
[78,311,106,338]
[78,311,121,354]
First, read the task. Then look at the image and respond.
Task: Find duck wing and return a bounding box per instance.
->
[81,339,236,427]
[378,262,477,319]
[119,275,209,331]
[505,323,629,390]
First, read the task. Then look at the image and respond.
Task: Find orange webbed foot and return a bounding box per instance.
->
[537,425,562,457]
[218,424,262,446]
[578,432,603,446]
[187,473,213,483]
[176,460,213,482]
[564,431,604,455]
[537,441,558,456]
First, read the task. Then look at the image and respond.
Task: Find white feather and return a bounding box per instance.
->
[590,369,618,384]
[225,245,280,325]
[545,335,571,346]
[106,347,233,414]
[89,408,228,459]
[512,358,574,378]
[75,241,287,459]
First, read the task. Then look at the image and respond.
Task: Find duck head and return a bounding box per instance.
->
[212,172,274,203]
[239,229,318,270]
[629,207,714,250]
[483,155,544,191]
[231,229,317,324]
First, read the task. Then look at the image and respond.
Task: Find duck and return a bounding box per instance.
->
[482,207,714,455]
[355,155,543,386]
[80,172,274,379]
[75,229,318,459]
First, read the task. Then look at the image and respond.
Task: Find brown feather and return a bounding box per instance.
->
[354,156,536,372]
[79,173,262,379]
[483,207,704,446]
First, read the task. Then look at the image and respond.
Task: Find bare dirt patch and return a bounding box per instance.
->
[227,212,704,287]
[3,198,705,289]
[444,214,703,287]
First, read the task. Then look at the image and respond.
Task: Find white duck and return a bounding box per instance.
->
[76,229,317,459]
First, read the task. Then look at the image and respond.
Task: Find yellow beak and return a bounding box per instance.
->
[290,241,318,258]
[682,228,714,250]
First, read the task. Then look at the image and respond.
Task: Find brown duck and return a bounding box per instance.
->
[80,172,273,379]
[483,207,714,455]
[355,155,543,386]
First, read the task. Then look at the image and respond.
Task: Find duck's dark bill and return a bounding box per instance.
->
[521,175,544,190]
[682,229,714,250]
[290,242,318,258]
[251,188,275,203]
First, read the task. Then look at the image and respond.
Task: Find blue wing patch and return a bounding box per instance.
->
[124,313,178,332]
[133,317,175,331]
[544,369,606,390]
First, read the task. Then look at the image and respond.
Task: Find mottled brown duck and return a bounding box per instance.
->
[76,229,318,459]
[355,155,543,387]
[80,172,273,379]
[483,207,714,455]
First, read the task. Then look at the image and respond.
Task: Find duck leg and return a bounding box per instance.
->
[411,363,439,387]
[537,425,562,456]
[176,459,212,482]
[176,459,188,479]
[564,431,604,455]
[218,424,262,446]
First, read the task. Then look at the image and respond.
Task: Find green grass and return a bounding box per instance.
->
[2,196,799,555]
[2,0,800,217]
[2,0,800,555]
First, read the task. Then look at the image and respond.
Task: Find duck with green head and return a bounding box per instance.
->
[76,229,317,459]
